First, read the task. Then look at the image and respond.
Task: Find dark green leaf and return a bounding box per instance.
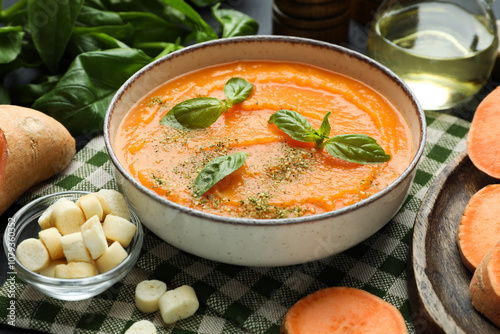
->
[31,48,152,136]
[0,26,24,64]
[172,97,228,129]
[193,152,247,197]
[11,75,60,105]
[72,24,134,44]
[223,77,253,105]
[75,5,123,27]
[324,134,391,164]
[67,32,129,58]
[0,86,11,104]
[160,0,217,42]
[27,0,84,72]
[212,4,258,38]
[268,109,319,143]
[152,40,183,59]
[119,12,189,44]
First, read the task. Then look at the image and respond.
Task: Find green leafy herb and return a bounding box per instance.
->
[268,109,319,143]
[27,0,84,72]
[324,134,391,164]
[173,97,229,129]
[161,77,253,129]
[211,3,259,38]
[193,151,247,197]
[0,26,24,64]
[269,109,391,164]
[0,0,258,135]
[223,77,254,105]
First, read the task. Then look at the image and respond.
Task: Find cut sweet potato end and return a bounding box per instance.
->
[281,287,407,334]
[468,86,500,179]
[470,241,500,328]
[0,128,6,184]
[458,184,500,272]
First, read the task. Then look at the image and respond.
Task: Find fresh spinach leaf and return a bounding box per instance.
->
[223,77,253,105]
[193,151,247,197]
[151,40,183,59]
[75,5,123,27]
[160,0,217,42]
[31,48,152,136]
[118,12,189,45]
[212,4,258,38]
[72,24,134,44]
[0,26,24,64]
[172,97,228,129]
[66,32,129,58]
[27,0,84,72]
[268,109,319,143]
[324,134,391,164]
[189,0,221,7]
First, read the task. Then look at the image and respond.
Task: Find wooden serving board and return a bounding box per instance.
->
[408,151,500,333]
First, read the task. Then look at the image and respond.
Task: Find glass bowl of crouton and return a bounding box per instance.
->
[3,190,143,301]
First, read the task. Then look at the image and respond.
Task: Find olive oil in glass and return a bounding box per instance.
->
[368,1,498,111]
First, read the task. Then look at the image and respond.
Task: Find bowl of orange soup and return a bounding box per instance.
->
[104,36,425,266]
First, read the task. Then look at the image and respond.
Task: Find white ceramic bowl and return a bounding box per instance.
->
[3,191,143,300]
[104,36,426,266]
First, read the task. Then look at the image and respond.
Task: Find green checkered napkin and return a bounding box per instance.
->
[0,110,470,334]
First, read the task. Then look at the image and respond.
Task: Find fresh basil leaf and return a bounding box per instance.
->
[160,0,218,42]
[27,0,84,72]
[211,4,259,38]
[324,134,391,164]
[67,32,129,58]
[32,48,152,136]
[0,86,11,104]
[193,151,247,197]
[159,108,185,129]
[268,109,319,143]
[0,26,24,64]
[119,12,189,45]
[318,111,331,138]
[173,97,228,129]
[75,6,124,27]
[223,77,253,105]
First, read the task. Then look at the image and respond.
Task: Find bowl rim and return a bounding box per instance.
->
[3,190,144,285]
[104,35,426,227]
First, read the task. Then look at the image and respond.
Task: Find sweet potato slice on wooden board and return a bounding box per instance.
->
[458,184,500,273]
[467,86,500,179]
[281,287,408,334]
[0,105,75,215]
[470,240,500,328]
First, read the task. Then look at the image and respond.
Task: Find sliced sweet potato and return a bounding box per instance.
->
[458,184,500,272]
[467,86,500,179]
[470,240,500,328]
[0,105,75,215]
[281,287,408,334]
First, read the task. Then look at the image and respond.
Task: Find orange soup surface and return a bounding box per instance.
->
[116,61,413,219]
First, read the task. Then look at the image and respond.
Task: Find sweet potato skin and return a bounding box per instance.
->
[0,105,75,215]
[470,241,500,328]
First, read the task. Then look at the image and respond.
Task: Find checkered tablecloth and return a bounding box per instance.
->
[0,110,471,334]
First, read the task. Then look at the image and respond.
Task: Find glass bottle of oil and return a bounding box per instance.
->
[367,0,498,111]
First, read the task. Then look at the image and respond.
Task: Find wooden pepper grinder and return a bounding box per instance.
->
[272,0,351,45]
[351,0,384,25]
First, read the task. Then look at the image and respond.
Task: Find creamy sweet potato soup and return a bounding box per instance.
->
[116,61,413,219]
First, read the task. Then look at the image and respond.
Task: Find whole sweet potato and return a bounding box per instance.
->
[0,105,75,215]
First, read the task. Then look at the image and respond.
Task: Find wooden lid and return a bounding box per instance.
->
[274,0,351,20]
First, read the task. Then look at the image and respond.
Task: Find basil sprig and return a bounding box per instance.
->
[160,77,253,129]
[268,109,391,164]
[193,152,247,197]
